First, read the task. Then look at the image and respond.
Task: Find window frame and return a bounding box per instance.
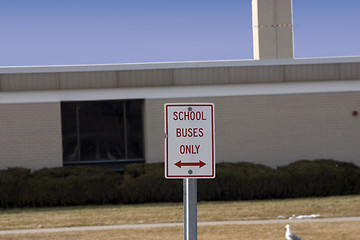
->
[60,99,145,170]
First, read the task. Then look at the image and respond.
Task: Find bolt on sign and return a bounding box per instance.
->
[164,103,215,178]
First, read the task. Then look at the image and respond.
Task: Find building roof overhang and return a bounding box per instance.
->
[1,79,359,104]
[1,56,360,74]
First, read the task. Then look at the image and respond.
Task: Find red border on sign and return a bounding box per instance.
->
[165,103,215,179]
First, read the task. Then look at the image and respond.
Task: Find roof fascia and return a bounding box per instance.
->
[1,56,360,74]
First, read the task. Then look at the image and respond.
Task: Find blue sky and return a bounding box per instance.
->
[1,0,360,66]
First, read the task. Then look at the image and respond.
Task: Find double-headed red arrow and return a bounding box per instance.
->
[175,160,206,168]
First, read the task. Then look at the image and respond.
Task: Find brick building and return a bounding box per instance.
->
[1,57,360,170]
[1,0,360,170]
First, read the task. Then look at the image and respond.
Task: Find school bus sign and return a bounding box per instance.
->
[164,103,215,179]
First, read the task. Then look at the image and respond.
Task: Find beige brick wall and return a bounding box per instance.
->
[144,92,360,167]
[1,92,359,170]
[0,102,63,170]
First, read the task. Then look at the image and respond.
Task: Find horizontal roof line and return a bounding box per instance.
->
[1,80,359,104]
[1,56,360,74]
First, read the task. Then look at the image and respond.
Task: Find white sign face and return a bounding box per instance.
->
[164,103,215,179]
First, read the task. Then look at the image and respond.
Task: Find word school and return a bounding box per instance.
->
[172,111,206,121]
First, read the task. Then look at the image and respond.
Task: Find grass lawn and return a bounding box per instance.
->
[0,195,359,239]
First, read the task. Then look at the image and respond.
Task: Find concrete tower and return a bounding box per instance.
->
[252,0,294,59]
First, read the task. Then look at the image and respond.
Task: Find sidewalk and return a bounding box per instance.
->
[1,217,360,235]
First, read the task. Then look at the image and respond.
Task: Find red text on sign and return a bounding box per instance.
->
[180,145,200,154]
[173,111,206,121]
[176,128,204,138]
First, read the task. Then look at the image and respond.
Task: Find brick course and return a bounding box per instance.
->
[0,103,62,169]
[144,92,360,167]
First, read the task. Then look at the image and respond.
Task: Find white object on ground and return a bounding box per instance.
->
[295,214,320,219]
[288,214,321,219]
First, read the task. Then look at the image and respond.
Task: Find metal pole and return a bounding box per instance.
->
[184,178,197,240]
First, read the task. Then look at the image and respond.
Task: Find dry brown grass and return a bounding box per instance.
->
[0,204,183,230]
[198,194,360,221]
[0,195,360,239]
[1,195,359,231]
[2,222,360,240]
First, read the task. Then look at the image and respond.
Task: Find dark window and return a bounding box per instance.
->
[61,100,144,168]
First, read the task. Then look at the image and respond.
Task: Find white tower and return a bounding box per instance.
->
[252,0,294,59]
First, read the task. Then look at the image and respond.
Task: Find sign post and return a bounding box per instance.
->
[184,178,197,240]
[164,103,215,240]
